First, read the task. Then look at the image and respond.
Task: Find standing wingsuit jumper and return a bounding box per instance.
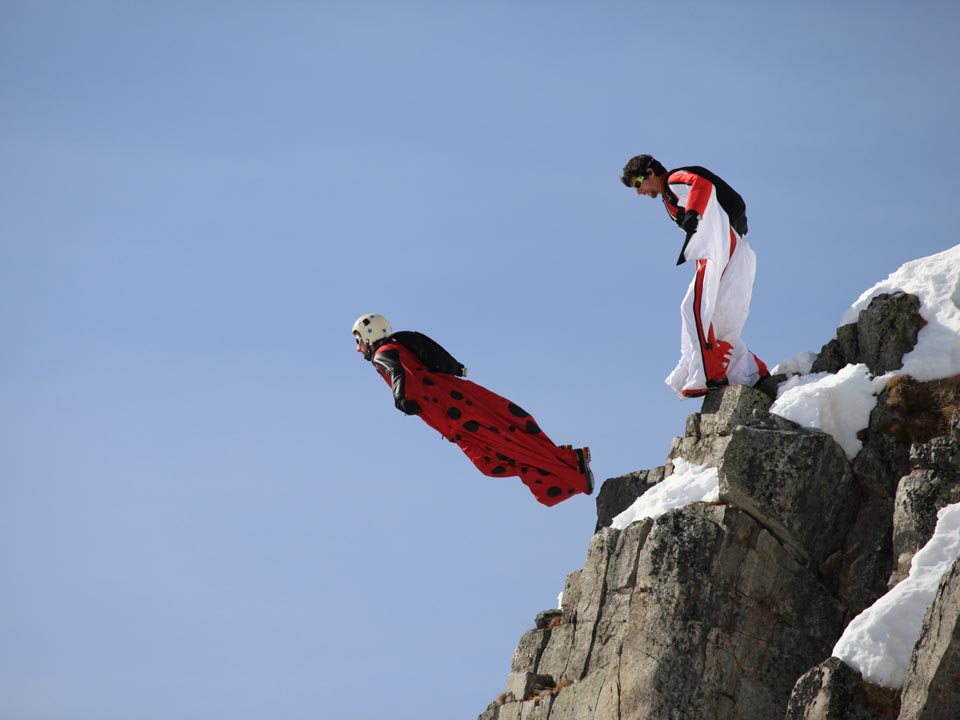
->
[622,154,770,399]
[352,314,594,507]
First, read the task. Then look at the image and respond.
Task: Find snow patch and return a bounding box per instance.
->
[611,458,719,530]
[840,245,960,382]
[769,364,882,459]
[833,503,960,688]
[771,351,817,378]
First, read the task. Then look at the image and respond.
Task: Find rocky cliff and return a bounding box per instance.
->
[477,288,960,720]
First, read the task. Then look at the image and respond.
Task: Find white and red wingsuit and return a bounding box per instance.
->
[659,167,769,399]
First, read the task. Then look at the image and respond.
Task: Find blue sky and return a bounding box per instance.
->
[2,2,958,719]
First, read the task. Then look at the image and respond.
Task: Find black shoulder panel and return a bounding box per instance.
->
[673,165,747,229]
[390,331,465,376]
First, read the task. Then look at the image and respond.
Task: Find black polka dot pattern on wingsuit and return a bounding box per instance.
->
[375,340,589,508]
[508,403,529,418]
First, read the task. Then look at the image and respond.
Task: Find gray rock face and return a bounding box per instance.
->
[719,422,860,576]
[483,505,844,719]
[840,428,911,618]
[856,292,924,376]
[811,292,924,375]
[480,303,959,720]
[785,657,886,720]
[898,557,960,720]
[597,385,776,534]
[594,466,665,532]
[666,384,775,471]
[812,323,860,374]
[890,414,960,586]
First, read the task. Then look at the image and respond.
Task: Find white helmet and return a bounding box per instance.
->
[352,313,392,347]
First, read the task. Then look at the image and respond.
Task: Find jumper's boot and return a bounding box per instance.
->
[751,354,782,400]
[574,447,594,495]
[682,328,732,398]
[752,352,771,379]
[703,326,733,389]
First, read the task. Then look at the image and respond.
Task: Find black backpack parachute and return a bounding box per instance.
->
[672,165,748,238]
[666,165,749,265]
[390,331,466,377]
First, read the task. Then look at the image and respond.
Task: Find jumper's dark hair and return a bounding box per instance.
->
[620,154,667,186]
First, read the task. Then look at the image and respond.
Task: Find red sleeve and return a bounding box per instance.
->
[668,169,714,217]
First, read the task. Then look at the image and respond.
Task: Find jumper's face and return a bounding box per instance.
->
[632,172,660,199]
[354,332,369,356]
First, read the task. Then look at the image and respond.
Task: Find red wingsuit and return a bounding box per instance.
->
[369,331,590,507]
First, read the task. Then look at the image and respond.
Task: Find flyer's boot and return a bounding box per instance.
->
[574,447,594,495]
[703,326,733,388]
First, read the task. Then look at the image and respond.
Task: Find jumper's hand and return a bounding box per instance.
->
[680,210,700,235]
